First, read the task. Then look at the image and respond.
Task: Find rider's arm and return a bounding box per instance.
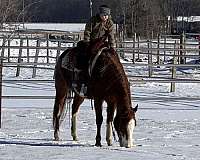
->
[84,18,93,42]
[107,19,115,48]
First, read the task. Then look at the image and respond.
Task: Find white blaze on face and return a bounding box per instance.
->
[121,118,135,148]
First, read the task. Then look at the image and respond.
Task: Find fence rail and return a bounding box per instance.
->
[1,33,200,83]
[1,31,200,128]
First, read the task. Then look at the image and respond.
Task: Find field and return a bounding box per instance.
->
[0,23,200,159]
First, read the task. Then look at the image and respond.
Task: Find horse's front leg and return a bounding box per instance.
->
[106,99,116,146]
[94,98,103,147]
[71,93,84,141]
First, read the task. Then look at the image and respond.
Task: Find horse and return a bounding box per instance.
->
[53,37,138,148]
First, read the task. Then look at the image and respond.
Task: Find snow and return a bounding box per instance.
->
[22,23,86,32]
[1,96,200,159]
[1,24,200,160]
[3,23,86,32]
[177,16,200,22]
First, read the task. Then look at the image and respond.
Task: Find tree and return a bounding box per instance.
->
[0,0,21,28]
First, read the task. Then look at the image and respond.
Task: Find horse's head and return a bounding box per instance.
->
[114,104,138,148]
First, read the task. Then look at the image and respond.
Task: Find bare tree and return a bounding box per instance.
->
[0,0,21,28]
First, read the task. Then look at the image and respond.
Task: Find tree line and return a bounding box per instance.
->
[1,0,200,38]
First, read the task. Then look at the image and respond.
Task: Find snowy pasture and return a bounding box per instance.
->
[0,24,200,159]
[0,82,200,160]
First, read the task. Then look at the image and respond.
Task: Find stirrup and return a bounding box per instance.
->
[80,84,87,96]
[72,83,77,88]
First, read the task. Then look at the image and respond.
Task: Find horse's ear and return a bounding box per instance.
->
[133,104,138,112]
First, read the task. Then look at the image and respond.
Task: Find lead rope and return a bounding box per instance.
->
[59,90,73,127]
[68,90,75,127]
[67,92,71,128]
[111,122,117,142]
[91,99,94,110]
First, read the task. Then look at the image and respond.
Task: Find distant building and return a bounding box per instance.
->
[171,16,200,34]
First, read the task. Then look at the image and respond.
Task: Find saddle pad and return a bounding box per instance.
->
[61,49,76,71]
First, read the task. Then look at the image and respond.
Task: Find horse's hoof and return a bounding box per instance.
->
[54,133,59,141]
[95,142,102,147]
[72,136,78,141]
[54,137,59,141]
[106,140,112,146]
[107,142,112,146]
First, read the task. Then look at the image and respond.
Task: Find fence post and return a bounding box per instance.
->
[198,35,200,62]
[16,38,23,77]
[0,54,3,128]
[0,36,6,128]
[199,41,200,62]
[7,38,11,63]
[119,33,124,59]
[56,40,61,60]
[32,39,40,78]
[179,33,185,64]
[163,35,166,62]
[148,40,153,77]
[170,41,177,92]
[46,37,49,63]
[137,36,140,60]
[1,37,6,59]
[132,33,136,64]
[26,36,30,63]
[157,33,160,64]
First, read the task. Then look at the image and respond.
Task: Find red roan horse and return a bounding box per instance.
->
[53,37,138,148]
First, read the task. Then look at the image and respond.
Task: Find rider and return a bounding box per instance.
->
[77,5,115,96]
[84,4,115,48]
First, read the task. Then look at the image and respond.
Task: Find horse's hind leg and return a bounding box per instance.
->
[53,82,68,141]
[71,93,84,141]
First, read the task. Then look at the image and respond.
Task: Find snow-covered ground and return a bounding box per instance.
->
[1,24,200,160]
[3,23,86,32]
[1,82,200,160]
[22,23,86,32]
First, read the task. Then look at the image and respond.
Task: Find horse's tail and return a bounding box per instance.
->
[55,49,68,70]
[53,49,71,137]
[54,49,70,81]
[53,89,73,131]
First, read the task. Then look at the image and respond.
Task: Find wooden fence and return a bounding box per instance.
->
[1,31,200,128]
[1,32,200,82]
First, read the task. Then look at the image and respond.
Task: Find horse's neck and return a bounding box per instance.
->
[116,94,132,115]
[116,67,132,111]
[105,55,132,114]
[89,40,109,54]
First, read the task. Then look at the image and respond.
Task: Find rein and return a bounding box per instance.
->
[112,122,117,141]
[88,46,108,77]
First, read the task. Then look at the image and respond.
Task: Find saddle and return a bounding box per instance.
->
[61,41,90,96]
[61,39,112,96]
